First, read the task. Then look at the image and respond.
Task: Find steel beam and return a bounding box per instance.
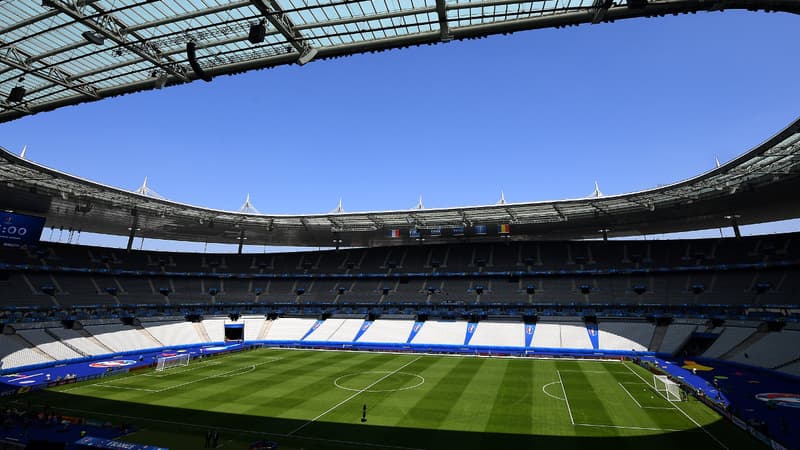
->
[435,0,453,41]
[0,44,98,99]
[249,0,317,65]
[45,0,190,82]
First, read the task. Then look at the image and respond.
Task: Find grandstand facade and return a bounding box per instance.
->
[1,115,799,449]
[2,2,800,449]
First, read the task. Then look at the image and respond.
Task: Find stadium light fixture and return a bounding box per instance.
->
[248,20,267,44]
[82,31,105,46]
[297,48,318,65]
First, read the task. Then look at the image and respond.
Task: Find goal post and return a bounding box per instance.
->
[653,375,682,402]
[155,353,190,372]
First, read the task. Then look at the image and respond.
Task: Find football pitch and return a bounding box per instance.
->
[7,348,761,450]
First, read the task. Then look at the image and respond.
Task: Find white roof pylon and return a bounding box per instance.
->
[414,195,424,210]
[589,181,603,198]
[134,176,166,200]
[19,145,27,159]
[330,198,345,214]
[715,156,721,168]
[497,190,506,205]
[239,193,260,214]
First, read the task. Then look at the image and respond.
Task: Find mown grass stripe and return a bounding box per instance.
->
[485,359,533,434]
[0,350,765,450]
[289,355,422,435]
[556,361,618,434]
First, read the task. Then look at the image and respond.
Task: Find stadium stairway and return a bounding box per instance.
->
[648,323,669,351]
[773,355,800,371]
[138,327,164,347]
[719,325,769,359]
[14,333,56,361]
[257,320,273,340]
[193,323,212,342]
[78,329,116,354]
[44,328,87,356]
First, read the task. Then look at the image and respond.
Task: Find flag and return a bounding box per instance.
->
[453,226,465,236]
[474,224,487,235]
[409,228,420,238]
[389,229,400,238]
[498,223,510,234]
[430,227,442,237]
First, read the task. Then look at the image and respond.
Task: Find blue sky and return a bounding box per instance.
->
[1,10,798,251]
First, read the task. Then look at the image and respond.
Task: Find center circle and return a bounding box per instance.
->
[334,371,425,393]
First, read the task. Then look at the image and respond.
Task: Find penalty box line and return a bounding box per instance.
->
[623,362,729,450]
[618,381,675,410]
[94,357,282,393]
[60,348,277,393]
[559,372,677,431]
[288,355,423,436]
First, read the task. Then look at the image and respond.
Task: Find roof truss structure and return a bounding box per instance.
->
[1,0,799,122]
[1,116,799,247]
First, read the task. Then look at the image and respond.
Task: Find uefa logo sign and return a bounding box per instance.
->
[89,360,137,368]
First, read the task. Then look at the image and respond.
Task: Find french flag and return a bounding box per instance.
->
[389,229,400,238]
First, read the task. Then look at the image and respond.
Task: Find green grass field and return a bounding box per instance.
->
[5,348,762,450]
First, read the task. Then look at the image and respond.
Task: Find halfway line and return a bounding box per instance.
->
[556,370,575,425]
[288,355,422,436]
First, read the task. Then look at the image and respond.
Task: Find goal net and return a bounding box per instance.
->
[653,375,682,402]
[155,353,190,372]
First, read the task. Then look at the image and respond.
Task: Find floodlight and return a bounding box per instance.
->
[82,30,105,45]
[297,48,318,65]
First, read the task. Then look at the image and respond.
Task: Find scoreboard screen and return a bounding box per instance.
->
[0,211,45,246]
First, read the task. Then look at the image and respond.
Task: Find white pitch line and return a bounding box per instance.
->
[618,382,643,408]
[153,359,275,393]
[93,384,159,393]
[59,354,235,393]
[288,355,422,436]
[541,381,565,401]
[575,423,682,432]
[144,361,221,377]
[623,362,729,450]
[556,370,575,425]
[557,370,630,374]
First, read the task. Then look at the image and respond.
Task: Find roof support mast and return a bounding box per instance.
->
[237,230,246,255]
[126,208,139,252]
[435,0,453,41]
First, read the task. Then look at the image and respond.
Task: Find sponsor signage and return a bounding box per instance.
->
[89,360,137,369]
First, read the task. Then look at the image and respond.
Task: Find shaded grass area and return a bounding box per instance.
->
[0,349,764,450]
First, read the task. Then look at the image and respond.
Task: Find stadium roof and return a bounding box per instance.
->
[1,116,799,247]
[1,0,799,123]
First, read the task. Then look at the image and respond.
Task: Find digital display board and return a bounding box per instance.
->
[0,211,45,246]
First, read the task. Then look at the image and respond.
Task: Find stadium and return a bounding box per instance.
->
[1,1,799,450]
